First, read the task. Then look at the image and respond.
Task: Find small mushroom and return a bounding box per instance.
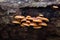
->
[21,23,30,27]
[36,16,49,22]
[33,26,42,29]
[30,23,38,27]
[33,18,42,22]
[26,21,30,24]
[12,21,20,24]
[36,16,41,19]
[14,15,25,19]
[21,18,26,22]
[26,17,33,20]
[38,14,44,17]
[39,22,47,26]
[26,16,31,18]
[41,18,49,22]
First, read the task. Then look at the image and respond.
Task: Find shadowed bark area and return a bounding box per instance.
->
[0,24,47,40]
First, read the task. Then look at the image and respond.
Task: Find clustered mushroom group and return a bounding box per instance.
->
[12,14,49,29]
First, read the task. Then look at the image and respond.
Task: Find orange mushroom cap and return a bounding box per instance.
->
[12,21,20,24]
[39,22,47,26]
[26,17,33,20]
[26,21,31,24]
[14,15,25,19]
[21,23,30,27]
[26,16,31,18]
[21,18,26,22]
[33,18,42,22]
[30,23,38,27]
[41,18,49,22]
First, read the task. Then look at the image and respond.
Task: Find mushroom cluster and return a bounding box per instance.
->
[12,14,49,29]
